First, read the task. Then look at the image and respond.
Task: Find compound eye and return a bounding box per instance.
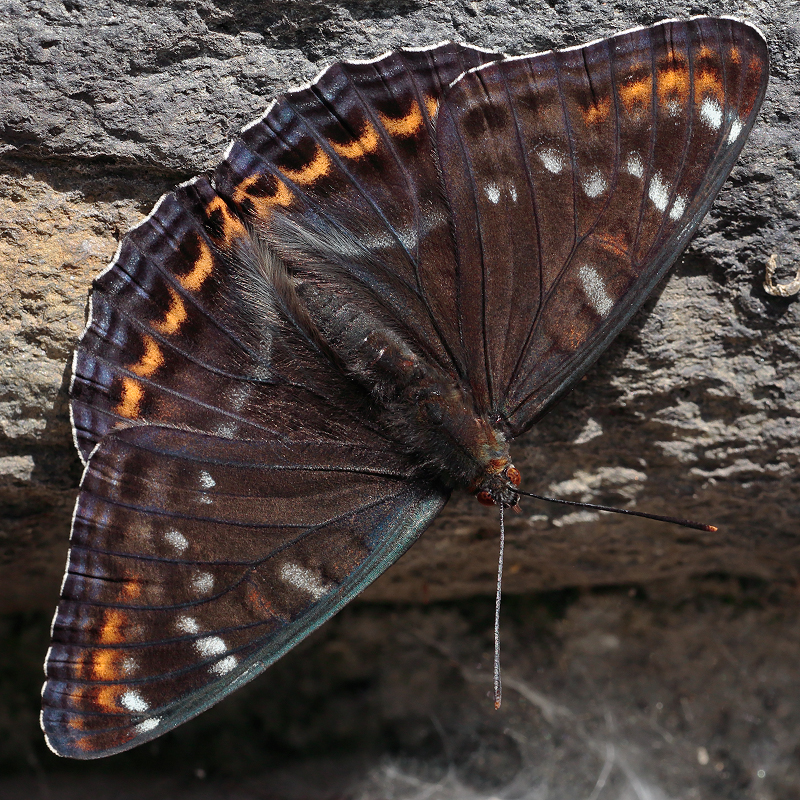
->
[476,490,495,507]
[506,466,521,487]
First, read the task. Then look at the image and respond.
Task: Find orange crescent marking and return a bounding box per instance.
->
[694,46,724,103]
[246,584,278,619]
[129,335,164,378]
[330,119,380,159]
[70,651,88,679]
[153,284,188,335]
[96,685,119,711]
[116,377,144,419]
[122,577,142,600]
[233,172,295,211]
[232,173,261,204]
[205,195,247,243]
[281,146,332,184]
[379,101,424,137]
[694,68,724,103]
[263,175,294,207]
[594,231,630,257]
[99,609,127,644]
[740,58,763,115]
[728,46,741,64]
[565,315,593,350]
[657,65,690,105]
[179,235,214,291]
[619,74,653,111]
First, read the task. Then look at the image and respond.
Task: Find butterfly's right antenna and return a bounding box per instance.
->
[514,489,716,532]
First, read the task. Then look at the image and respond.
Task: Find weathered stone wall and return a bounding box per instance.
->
[1,0,798,612]
[1,0,798,796]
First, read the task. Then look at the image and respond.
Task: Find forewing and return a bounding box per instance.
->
[43,425,447,758]
[434,17,768,435]
[212,42,503,379]
[71,177,365,463]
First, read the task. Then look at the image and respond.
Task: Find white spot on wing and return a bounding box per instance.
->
[135,718,160,734]
[509,183,517,202]
[578,265,614,317]
[214,421,237,438]
[625,153,644,178]
[196,635,227,657]
[582,169,607,198]
[485,183,501,204]
[176,615,200,634]
[280,562,329,600]
[397,226,418,251]
[538,148,564,174]
[164,529,188,553]
[120,690,149,713]
[122,656,138,675]
[211,655,238,676]
[199,470,216,489]
[228,384,250,411]
[192,571,214,594]
[648,172,670,212]
[669,195,688,221]
[727,116,743,143]
[700,97,723,129]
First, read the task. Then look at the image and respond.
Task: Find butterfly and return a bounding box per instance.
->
[42,16,768,758]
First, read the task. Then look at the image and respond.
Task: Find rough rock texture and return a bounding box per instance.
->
[5,579,800,799]
[0,0,798,796]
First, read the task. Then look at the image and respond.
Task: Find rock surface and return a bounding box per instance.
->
[0,0,798,796]
[1,0,798,612]
[5,579,800,799]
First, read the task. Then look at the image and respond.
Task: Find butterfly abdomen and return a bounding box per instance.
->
[262,246,512,491]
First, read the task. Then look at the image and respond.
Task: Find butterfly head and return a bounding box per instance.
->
[475,464,522,509]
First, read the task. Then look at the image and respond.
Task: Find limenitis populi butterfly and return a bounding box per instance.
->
[42,16,769,758]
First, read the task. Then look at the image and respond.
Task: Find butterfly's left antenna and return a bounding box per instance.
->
[494,504,505,710]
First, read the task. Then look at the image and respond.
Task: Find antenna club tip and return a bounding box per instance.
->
[494,697,502,710]
[706,524,718,532]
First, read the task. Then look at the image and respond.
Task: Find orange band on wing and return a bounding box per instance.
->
[179,236,214,291]
[380,101,424,137]
[153,285,188,335]
[116,377,144,419]
[330,119,380,159]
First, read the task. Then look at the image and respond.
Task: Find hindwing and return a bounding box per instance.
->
[43,426,446,757]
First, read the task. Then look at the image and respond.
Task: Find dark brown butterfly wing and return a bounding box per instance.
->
[46,42,497,759]
[43,425,446,758]
[433,17,768,435]
[212,42,504,381]
[70,177,374,463]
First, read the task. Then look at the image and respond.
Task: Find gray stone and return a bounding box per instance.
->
[0,0,798,794]
[1,0,798,611]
